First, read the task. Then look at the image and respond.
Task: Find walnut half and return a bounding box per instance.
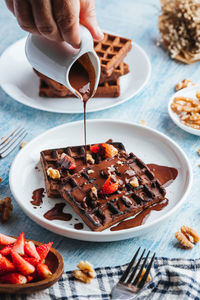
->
[73,261,96,283]
[0,197,13,222]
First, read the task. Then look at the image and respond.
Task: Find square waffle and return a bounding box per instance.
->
[94,33,132,76]
[40,142,126,198]
[59,152,166,231]
[39,78,121,98]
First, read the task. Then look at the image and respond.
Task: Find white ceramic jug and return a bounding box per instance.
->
[25,25,100,98]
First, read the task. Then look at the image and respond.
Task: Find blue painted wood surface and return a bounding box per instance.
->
[0,0,200,272]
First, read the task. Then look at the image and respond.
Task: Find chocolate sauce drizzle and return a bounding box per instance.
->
[44,203,72,221]
[31,188,44,206]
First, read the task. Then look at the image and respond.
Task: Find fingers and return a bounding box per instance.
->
[51,0,80,48]
[13,0,38,35]
[29,0,62,42]
[80,0,104,41]
[5,0,14,14]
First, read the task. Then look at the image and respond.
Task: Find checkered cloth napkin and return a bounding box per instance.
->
[4,257,200,300]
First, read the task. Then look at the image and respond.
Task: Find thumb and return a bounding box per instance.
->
[80,0,104,41]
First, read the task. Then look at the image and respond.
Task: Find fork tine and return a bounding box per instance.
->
[138,253,155,289]
[0,130,27,158]
[119,247,140,283]
[126,249,145,284]
[0,126,21,147]
[132,250,150,286]
[0,128,24,152]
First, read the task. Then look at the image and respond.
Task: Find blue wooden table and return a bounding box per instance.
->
[0,0,200,273]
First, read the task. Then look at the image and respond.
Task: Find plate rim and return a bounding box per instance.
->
[168,85,200,136]
[9,119,193,240]
[0,37,151,114]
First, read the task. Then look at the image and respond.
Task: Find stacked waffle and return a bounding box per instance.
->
[35,33,132,98]
[40,141,166,231]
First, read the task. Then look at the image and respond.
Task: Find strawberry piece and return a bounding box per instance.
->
[90,144,100,153]
[26,275,34,282]
[59,154,76,170]
[0,273,27,284]
[101,143,118,158]
[12,232,25,255]
[102,176,119,194]
[0,244,13,256]
[36,263,52,280]
[11,250,35,276]
[24,241,41,261]
[0,233,16,245]
[24,257,40,267]
[36,242,53,262]
[0,253,15,274]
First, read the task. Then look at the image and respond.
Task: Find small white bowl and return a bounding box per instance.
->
[168,85,200,136]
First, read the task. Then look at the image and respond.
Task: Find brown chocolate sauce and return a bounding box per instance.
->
[69,54,96,161]
[44,203,72,221]
[74,222,84,230]
[147,164,178,187]
[31,188,44,206]
[110,198,169,231]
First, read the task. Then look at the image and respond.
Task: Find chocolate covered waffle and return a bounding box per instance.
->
[40,142,126,198]
[59,152,166,232]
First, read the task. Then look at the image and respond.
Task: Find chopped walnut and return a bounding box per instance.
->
[175,225,200,248]
[90,187,98,200]
[86,153,95,164]
[20,141,27,148]
[0,197,13,222]
[130,177,139,188]
[73,261,96,283]
[47,167,60,179]
[117,161,123,165]
[139,268,151,283]
[88,169,94,174]
[175,79,195,91]
[140,120,147,126]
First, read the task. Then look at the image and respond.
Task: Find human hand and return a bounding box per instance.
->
[5,0,104,48]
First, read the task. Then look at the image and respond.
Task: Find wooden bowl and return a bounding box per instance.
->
[0,238,64,294]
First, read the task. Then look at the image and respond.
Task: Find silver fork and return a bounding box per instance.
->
[111,248,155,299]
[0,127,27,158]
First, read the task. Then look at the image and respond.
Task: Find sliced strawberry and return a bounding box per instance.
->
[12,232,25,255]
[0,233,16,245]
[36,263,52,280]
[24,257,40,267]
[0,244,13,256]
[59,154,76,170]
[0,273,27,284]
[26,275,34,282]
[0,253,15,274]
[90,144,100,153]
[11,250,35,276]
[24,241,41,261]
[36,242,53,262]
[102,176,119,194]
[101,143,118,158]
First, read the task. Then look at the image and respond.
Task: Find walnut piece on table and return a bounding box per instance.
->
[175,79,195,91]
[175,225,200,249]
[0,197,13,222]
[73,261,96,283]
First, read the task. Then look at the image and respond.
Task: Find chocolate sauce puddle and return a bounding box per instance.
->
[31,188,44,206]
[110,164,178,232]
[147,164,178,187]
[69,54,96,162]
[44,203,72,221]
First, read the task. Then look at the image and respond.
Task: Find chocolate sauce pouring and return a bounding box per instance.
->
[110,164,178,231]
[69,53,96,159]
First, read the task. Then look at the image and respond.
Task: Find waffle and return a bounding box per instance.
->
[39,78,120,98]
[59,152,166,231]
[40,142,126,198]
[100,62,129,83]
[94,33,132,76]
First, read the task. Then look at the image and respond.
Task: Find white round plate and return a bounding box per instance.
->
[0,37,151,114]
[168,85,200,136]
[9,120,192,242]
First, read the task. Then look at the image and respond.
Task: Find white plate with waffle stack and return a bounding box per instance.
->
[0,35,151,114]
[9,120,192,242]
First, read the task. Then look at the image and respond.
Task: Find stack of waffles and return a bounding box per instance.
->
[40,141,166,231]
[35,33,132,98]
